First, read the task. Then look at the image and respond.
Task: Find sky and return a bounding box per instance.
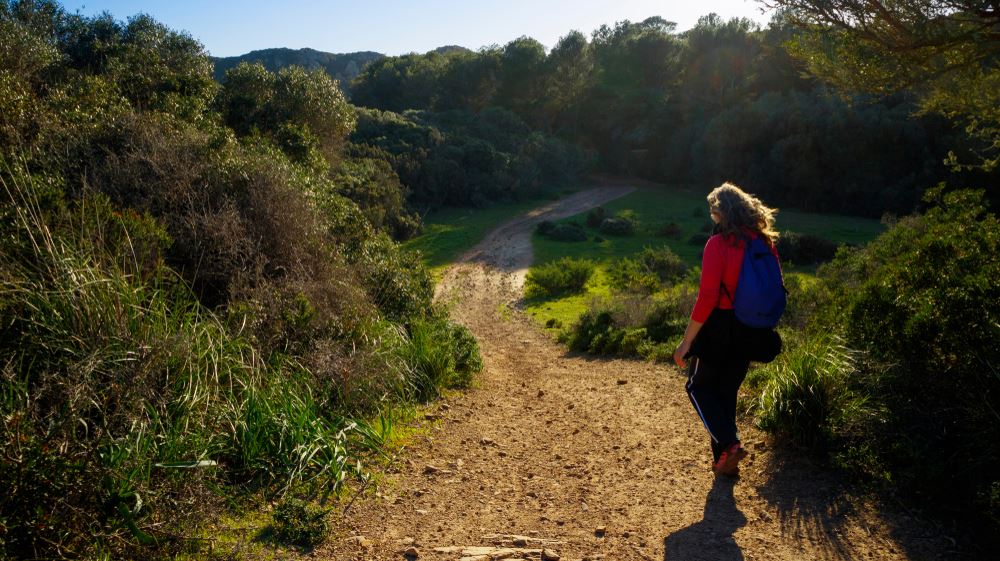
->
[59,1,777,58]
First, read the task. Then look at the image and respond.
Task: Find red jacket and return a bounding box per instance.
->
[691,231,781,323]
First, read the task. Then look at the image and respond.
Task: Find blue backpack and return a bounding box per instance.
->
[732,236,786,328]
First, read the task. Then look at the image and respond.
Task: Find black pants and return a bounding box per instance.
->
[685,355,750,463]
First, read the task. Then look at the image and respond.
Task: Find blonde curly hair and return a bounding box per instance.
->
[707,182,779,247]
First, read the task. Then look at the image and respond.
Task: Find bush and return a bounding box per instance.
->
[778,231,840,264]
[656,222,682,238]
[799,187,1000,525]
[272,498,328,547]
[599,217,634,236]
[525,257,595,297]
[0,175,359,558]
[564,282,697,358]
[536,220,557,235]
[448,321,483,385]
[540,222,588,242]
[585,206,607,227]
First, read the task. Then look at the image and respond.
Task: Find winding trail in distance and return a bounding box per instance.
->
[323,184,953,561]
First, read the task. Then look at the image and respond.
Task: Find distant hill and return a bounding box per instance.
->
[429,45,473,55]
[211,48,384,86]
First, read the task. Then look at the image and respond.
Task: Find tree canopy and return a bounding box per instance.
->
[766,0,1000,170]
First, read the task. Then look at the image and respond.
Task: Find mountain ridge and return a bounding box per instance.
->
[211,45,475,85]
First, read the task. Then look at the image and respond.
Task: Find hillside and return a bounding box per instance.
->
[211,47,383,84]
[211,45,474,85]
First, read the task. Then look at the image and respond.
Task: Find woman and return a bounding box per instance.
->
[673,182,781,476]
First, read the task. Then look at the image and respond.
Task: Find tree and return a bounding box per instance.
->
[540,31,592,133]
[764,0,1000,170]
[495,36,547,121]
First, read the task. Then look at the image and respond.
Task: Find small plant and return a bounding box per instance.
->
[272,498,328,547]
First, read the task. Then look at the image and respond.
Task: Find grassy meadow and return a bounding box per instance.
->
[524,183,885,329]
[402,189,580,277]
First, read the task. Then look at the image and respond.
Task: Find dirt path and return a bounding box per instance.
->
[323,186,954,561]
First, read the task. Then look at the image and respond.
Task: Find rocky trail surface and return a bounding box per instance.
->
[322,186,957,561]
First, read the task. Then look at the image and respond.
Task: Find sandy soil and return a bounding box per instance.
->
[320,185,959,561]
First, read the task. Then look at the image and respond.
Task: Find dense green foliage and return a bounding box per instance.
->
[212,47,382,85]
[0,2,482,558]
[816,188,999,515]
[350,14,997,217]
[770,0,1000,172]
[350,106,586,207]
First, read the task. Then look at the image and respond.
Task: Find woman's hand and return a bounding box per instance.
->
[673,339,691,368]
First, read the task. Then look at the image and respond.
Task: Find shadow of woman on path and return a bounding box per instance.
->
[663,476,746,561]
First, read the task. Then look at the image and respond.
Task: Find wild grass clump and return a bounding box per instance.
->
[525,257,595,297]
[405,316,482,402]
[746,334,869,449]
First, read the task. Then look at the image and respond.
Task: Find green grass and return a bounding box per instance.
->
[526,182,885,329]
[402,193,572,277]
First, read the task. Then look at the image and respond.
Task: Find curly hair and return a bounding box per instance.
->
[707,182,779,247]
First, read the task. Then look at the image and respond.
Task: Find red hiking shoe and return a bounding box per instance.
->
[712,442,747,476]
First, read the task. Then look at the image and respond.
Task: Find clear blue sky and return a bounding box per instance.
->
[59,1,776,57]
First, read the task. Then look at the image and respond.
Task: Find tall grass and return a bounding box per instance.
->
[746,333,871,449]
[0,169,364,557]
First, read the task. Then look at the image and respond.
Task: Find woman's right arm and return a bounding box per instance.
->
[673,236,724,368]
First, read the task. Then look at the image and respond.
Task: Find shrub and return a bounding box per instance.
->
[585,206,607,227]
[607,247,686,293]
[599,217,634,236]
[0,174,359,558]
[448,321,483,385]
[815,188,1000,520]
[544,222,588,241]
[272,498,328,547]
[656,222,682,238]
[536,220,557,235]
[778,231,840,264]
[607,257,659,293]
[525,257,595,297]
